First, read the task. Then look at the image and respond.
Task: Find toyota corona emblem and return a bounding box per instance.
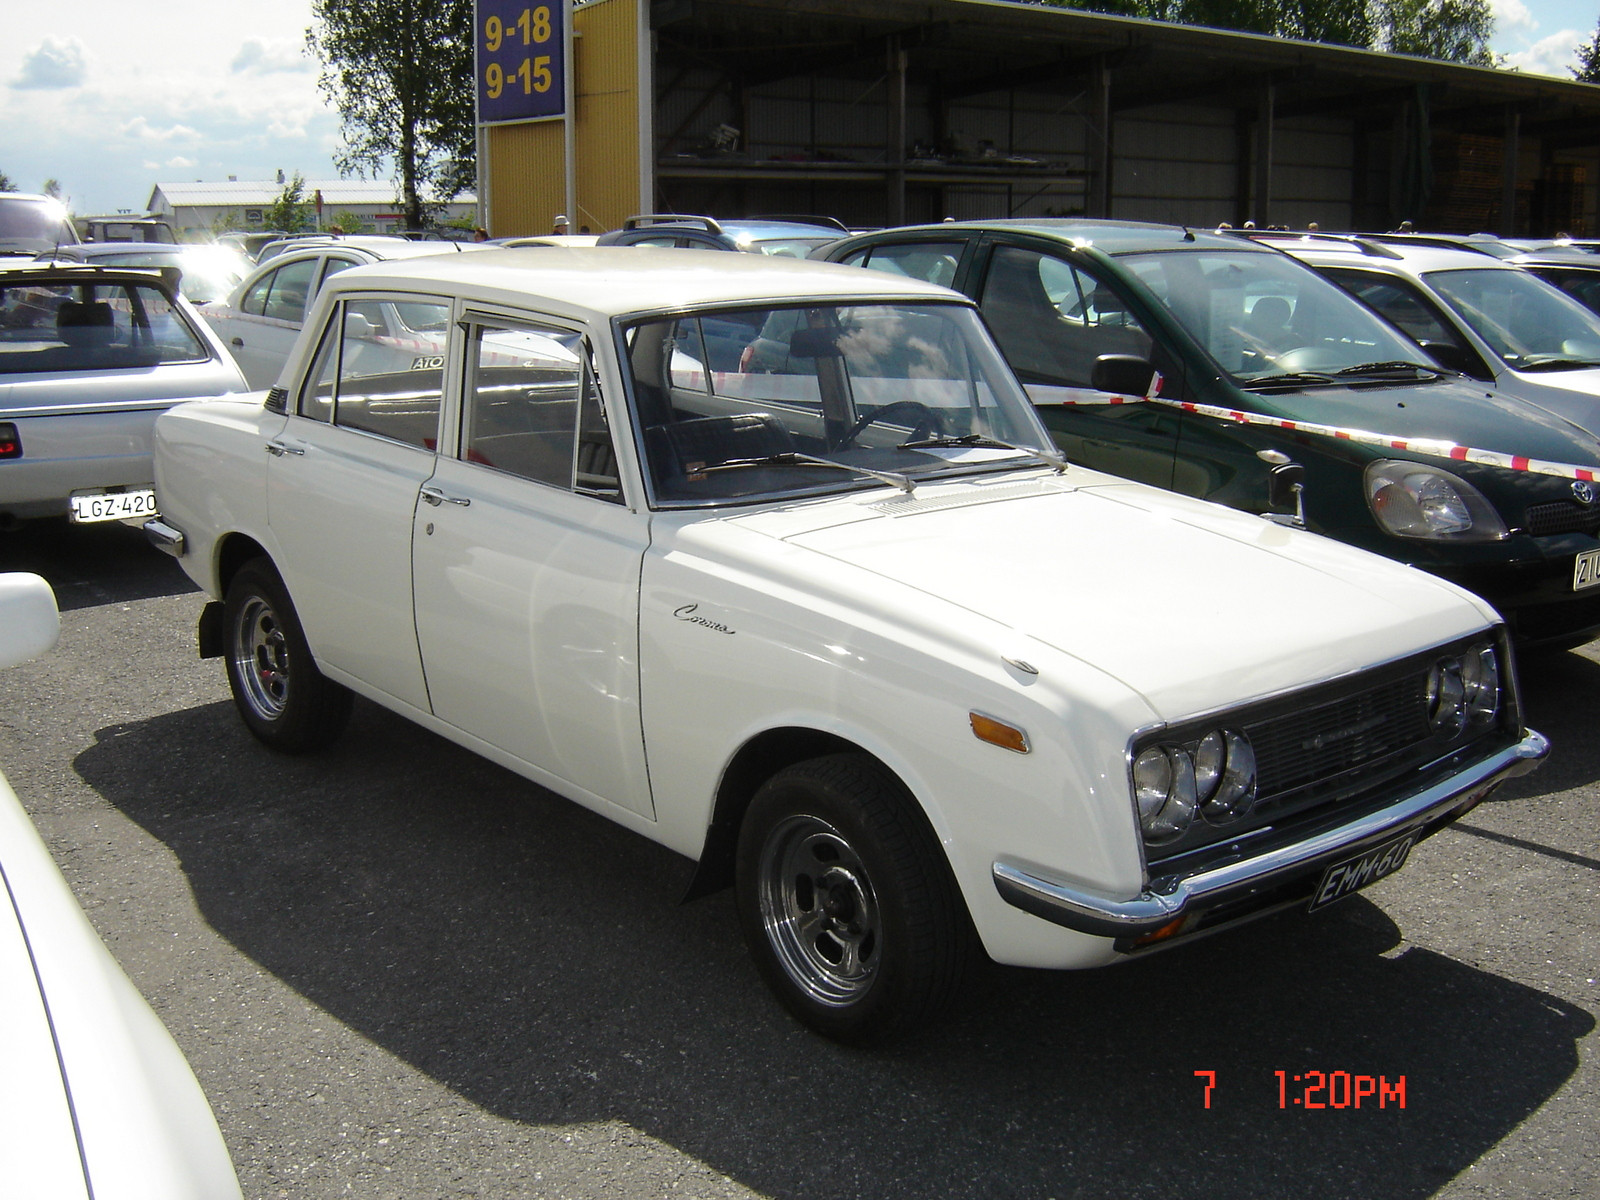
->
[1574,480,1598,506]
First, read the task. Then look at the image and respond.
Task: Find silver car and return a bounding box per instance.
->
[1257,233,1600,435]
[203,237,487,389]
[0,261,246,527]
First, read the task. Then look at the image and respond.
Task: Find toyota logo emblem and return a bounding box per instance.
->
[1575,480,1598,506]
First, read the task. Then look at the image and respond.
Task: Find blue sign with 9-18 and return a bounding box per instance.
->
[475,0,565,124]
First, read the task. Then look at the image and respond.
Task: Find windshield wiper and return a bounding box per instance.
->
[700,452,916,494]
[1241,371,1338,391]
[898,433,1069,474]
[1334,360,1445,379]
[1518,355,1600,371]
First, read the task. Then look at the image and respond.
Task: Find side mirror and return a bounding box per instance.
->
[788,327,844,358]
[1258,449,1307,528]
[0,573,60,669]
[1090,353,1155,396]
[1418,341,1480,377]
[344,311,379,339]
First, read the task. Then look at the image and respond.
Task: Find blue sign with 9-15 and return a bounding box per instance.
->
[475,0,565,124]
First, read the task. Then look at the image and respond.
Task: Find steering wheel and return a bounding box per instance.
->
[840,400,944,447]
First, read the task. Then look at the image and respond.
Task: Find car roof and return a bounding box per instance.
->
[0,258,181,288]
[321,246,965,319]
[262,237,486,265]
[1247,233,1524,273]
[841,217,1261,255]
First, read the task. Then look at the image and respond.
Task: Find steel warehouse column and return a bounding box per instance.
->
[1501,106,1521,237]
[1086,56,1111,219]
[1255,81,1275,228]
[888,37,907,227]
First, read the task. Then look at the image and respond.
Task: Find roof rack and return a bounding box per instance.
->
[619,214,725,234]
[1220,228,1404,259]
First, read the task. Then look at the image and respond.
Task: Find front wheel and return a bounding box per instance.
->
[735,754,975,1042]
[223,558,352,753]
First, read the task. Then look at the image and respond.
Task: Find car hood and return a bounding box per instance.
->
[728,471,1495,721]
[1262,378,1600,466]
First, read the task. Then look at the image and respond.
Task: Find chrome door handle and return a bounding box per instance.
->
[420,485,470,507]
[265,441,305,457]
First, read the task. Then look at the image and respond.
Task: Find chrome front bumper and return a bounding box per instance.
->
[993,730,1549,942]
[142,518,186,557]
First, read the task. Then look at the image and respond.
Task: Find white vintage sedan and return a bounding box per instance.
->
[147,248,1546,1041]
[0,574,241,1199]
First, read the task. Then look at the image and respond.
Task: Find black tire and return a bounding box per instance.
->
[223,558,352,753]
[735,754,975,1043]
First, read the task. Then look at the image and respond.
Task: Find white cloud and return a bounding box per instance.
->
[122,116,202,144]
[166,155,198,169]
[231,38,312,75]
[12,37,89,90]
[1491,0,1537,33]
[1503,28,1586,77]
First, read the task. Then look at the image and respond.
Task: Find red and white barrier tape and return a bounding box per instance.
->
[1026,382,1600,484]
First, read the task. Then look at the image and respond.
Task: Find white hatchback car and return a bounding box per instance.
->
[202,236,487,389]
[0,573,241,1199]
[147,248,1545,1041]
[1258,233,1600,432]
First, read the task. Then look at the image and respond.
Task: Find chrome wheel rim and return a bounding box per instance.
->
[757,813,881,1007]
[232,595,290,720]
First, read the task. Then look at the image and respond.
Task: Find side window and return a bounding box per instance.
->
[463,320,620,501]
[978,245,1155,389]
[262,257,318,323]
[856,242,963,288]
[240,270,274,317]
[1323,269,1464,351]
[298,296,450,448]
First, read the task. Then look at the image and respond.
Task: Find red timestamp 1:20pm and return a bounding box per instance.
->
[1192,1070,1407,1108]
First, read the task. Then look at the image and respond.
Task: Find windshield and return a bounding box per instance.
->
[1120,248,1431,385]
[625,302,1055,505]
[1424,267,1600,371]
[0,276,209,373]
[87,247,249,304]
[0,197,76,256]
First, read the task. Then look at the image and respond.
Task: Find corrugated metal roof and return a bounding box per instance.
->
[150,180,477,208]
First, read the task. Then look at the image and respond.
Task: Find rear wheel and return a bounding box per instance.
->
[735,754,974,1042]
[223,558,352,752]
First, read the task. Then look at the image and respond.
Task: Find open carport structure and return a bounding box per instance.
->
[482,0,1600,238]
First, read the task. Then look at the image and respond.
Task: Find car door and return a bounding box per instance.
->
[263,292,452,713]
[967,238,1186,490]
[410,312,653,818]
[211,255,323,388]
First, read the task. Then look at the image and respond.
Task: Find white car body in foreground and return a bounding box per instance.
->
[0,573,241,1199]
[148,249,1546,1041]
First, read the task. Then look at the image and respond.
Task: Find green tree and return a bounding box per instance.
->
[1575,21,1600,82]
[264,173,316,233]
[306,0,474,231]
[1057,0,1490,62]
[0,169,14,192]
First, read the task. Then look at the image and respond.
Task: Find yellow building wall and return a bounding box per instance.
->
[482,0,646,237]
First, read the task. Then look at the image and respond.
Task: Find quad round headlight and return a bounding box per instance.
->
[1133,728,1257,844]
[1428,643,1501,737]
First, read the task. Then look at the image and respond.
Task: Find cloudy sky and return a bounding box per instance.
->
[2,0,1598,217]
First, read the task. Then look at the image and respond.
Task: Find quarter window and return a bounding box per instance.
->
[242,257,318,323]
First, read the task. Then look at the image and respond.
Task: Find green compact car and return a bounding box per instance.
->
[816,219,1600,649]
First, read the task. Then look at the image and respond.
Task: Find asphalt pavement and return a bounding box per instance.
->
[0,519,1594,1200]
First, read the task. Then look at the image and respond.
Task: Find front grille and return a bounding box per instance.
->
[1524,500,1600,537]
[1247,675,1430,813]
[1140,631,1514,869]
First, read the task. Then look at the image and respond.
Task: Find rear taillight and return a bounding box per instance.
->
[0,423,20,460]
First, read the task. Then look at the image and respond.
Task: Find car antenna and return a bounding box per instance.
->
[1181,226,1196,242]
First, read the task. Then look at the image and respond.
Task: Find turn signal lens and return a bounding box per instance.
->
[970,712,1030,754]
